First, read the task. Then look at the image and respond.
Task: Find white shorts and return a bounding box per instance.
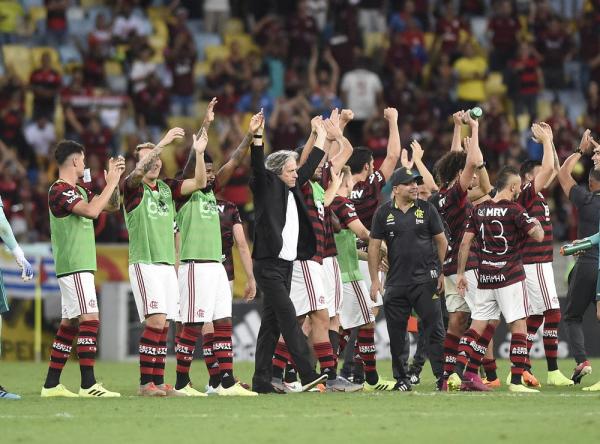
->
[358,260,383,307]
[471,280,529,324]
[290,260,328,316]
[58,272,98,320]
[129,263,180,322]
[524,262,560,315]
[339,280,375,329]
[323,256,343,317]
[444,270,478,314]
[178,262,232,323]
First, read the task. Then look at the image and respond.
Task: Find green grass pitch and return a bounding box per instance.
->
[1,359,600,444]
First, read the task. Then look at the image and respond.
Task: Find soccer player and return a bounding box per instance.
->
[125,127,207,397]
[517,123,573,387]
[174,111,259,397]
[453,165,544,393]
[42,140,124,398]
[557,130,600,386]
[431,112,494,389]
[0,196,34,400]
[331,166,396,391]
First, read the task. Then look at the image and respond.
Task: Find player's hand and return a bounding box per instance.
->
[340,109,354,126]
[329,108,340,128]
[329,165,343,191]
[192,128,208,154]
[248,110,264,135]
[310,115,323,133]
[370,279,382,303]
[12,246,34,281]
[314,118,327,140]
[437,273,444,295]
[464,111,478,128]
[383,107,398,123]
[203,97,218,125]
[256,108,265,136]
[452,110,465,126]
[159,127,185,147]
[531,123,549,143]
[410,140,423,163]
[105,156,126,186]
[579,129,592,155]
[400,148,414,169]
[538,122,554,143]
[324,118,343,141]
[243,278,257,302]
[456,274,467,297]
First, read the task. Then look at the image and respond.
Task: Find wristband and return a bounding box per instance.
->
[575,148,583,155]
[253,134,263,139]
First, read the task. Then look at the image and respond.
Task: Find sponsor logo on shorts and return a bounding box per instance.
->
[319,296,325,305]
[197,309,205,318]
[89,299,97,308]
[150,301,158,309]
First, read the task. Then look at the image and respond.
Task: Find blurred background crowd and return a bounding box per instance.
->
[0,0,597,244]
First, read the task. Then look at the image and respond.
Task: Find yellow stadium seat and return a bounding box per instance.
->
[364,32,386,57]
[24,91,33,120]
[2,45,32,83]
[224,18,244,34]
[150,17,168,41]
[147,6,169,21]
[204,45,230,63]
[80,0,103,7]
[537,99,552,121]
[224,33,256,56]
[31,46,62,72]
[28,5,46,26]
[167,116,201,131]
[424,32,435,52]
[516,113,531,132]
[149,35,166,63]
[485,72,506,96]
[194,61,210,77]
[104,60,123,76]
[54,103,65,140]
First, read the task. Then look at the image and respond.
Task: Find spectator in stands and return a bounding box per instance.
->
[112,0,151,44]
[236,76,274,119]
[268,98,310,151]
[165,32,197,116]
[135,73,170,143]
[340,54,383,144]
[578,11,600,89]
[0,0,24,44]
[166,6,192,46]
[487,0,521,71]
[453,40,487,110]
[0,92,34,166]
[508,41,543,120]
[29,51,61,120]
[308,46,342,117]
[61,68,93,140]
[288,0,318,62]
[535,15,575,90]
[44,0,68,45]
[203,0,230,35]
[24,114,55,169]
[358,0,386,32]
[129,44,157,94]
[364,115,388,169]
[81,115,113,162]
[81,43,107,88]
[433,2,470,61]
[88,13,112,58]
[389,0,422,33]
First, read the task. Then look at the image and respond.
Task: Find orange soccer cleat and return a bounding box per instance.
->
[522,370,541,388]
[482,377,501,389]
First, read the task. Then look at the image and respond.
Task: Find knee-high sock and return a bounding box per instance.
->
[313,341,337,380]
[455,329,479,377]
[44,324,78,388]
[77,320,99,389]
[202,333,220,388]
[175,326,201,389]
[272,339,290,380]
[214,323,235,388]
[443,333,460,380]
[153,326,169,386]
[358,328,378,385]
[139,326,162,385]
[526,315,544,370]
[510,333,529,385]
[466,324,495,374]
[543,309,561,371]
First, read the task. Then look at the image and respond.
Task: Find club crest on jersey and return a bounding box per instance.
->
[414,208,424,223]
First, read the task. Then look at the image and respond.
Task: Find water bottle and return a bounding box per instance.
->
[462,107,483,123]
[560,239,593,256]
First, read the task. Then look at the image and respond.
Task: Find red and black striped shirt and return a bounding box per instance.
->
[320,163,337,258]
[218,199,242,281]
[510,56,540,95]
[350,169,386,230]
[49,181,95,217]
[517,181,553,264]
[330,196,359,229]
[124,179,184,213]
[465,200,538,289]
[431,182,477,275]
[301,181,326,264]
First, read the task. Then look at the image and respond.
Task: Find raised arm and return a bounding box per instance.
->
[216,111,263,186]
[558,129,591,196]
[233,223,256,301]
[299,115,322,167]
[459,114,483,192]
[180,128,208,195]
[324,166,342,206]
[74,158,125,219]
[410,140,439,193]
[323,48,340,92]
[451,110,465,152]
[531,122,556,192]
[250,115,266,190]
[126,127,184,188]
[103,156,126,212]
[182,98,217,178]
[379,107,401,180]
[297,120,327,186]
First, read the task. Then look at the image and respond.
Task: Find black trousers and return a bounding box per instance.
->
[252,258,319,390]
[564,260,598,363]
[384,280,445,380]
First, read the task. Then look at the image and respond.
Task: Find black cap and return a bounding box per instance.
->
[390,167,423,186]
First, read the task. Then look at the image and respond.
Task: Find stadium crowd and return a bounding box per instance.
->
[0,0,597,244]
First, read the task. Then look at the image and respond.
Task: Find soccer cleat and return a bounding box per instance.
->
[392,379,412,392]
[546,370,575,386]
[217,381,259,396]
[447,373,462,392]
[461,371,491,392]
[236,379,252,390]
[571,360,592,385]
[0,386,21,400]
[582,380,600,392]
[482,377,501,389]
[363,378,395,392]
[79,383,121,398]
[326,377,363,392]
[522,370,541,388]
[157,383,186,397]
[41,384,79,398]
[407,372,421,385]
[283,381,303,393]
[308,383,326,393]
[271,378,292,394]
[138,382,166,397]
[508,383,539,393]
[205,384,219,395]
[302,374,328,392]
[173,383,208,397]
